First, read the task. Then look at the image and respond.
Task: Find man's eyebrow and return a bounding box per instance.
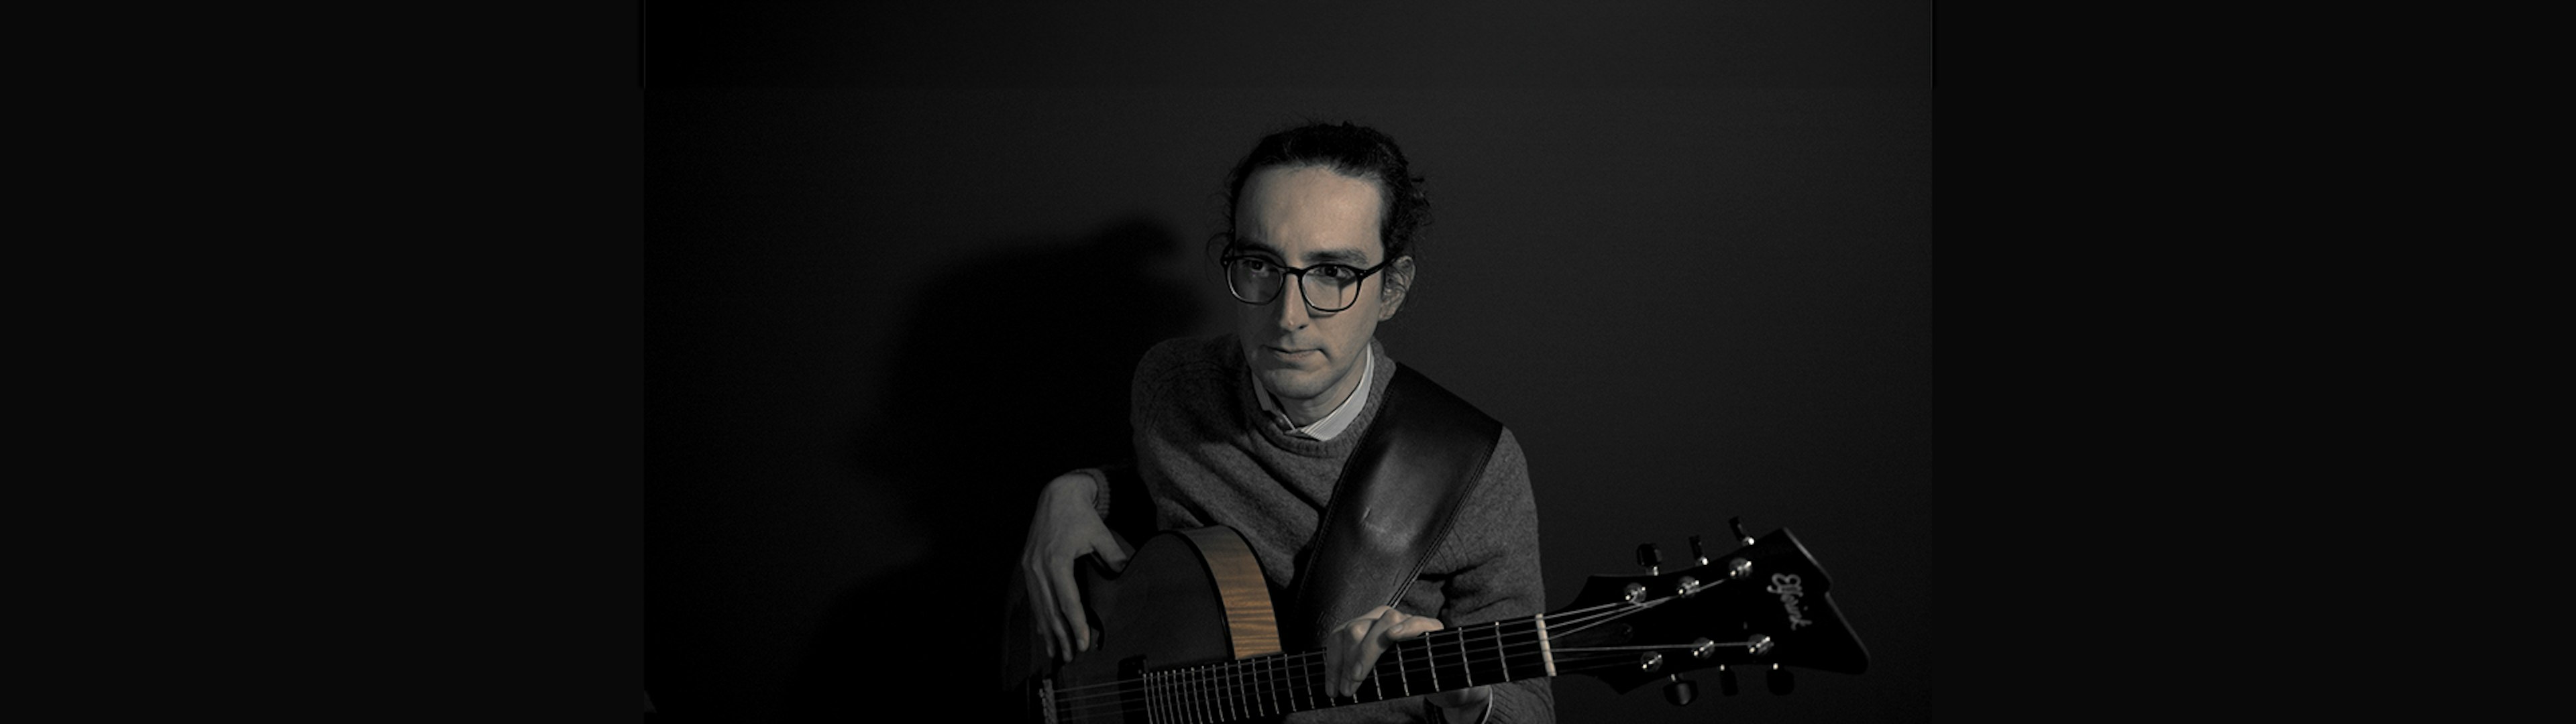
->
[1300,247,1372,265]
[1226,236,1375,265]
[1226,237,1282,258]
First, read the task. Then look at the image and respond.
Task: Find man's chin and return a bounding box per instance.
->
[1254,367,1334,402]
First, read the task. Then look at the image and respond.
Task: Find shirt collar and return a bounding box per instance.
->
[1253,347,1375,442]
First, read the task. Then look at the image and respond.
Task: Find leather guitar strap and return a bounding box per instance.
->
[1288,363,1503,650]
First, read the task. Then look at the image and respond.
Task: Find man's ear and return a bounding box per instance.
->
[1377,256,1415,321]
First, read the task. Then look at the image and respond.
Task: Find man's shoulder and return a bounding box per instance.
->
[1134,333,1239,396]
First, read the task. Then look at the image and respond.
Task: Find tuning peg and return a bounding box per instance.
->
[1635,542,1662,575]
[1728,517,1755,546]
[1717,667,1738,696]
[1766,664,1794,695]
[1688,535,1708,565]
[1662,675,1697,706]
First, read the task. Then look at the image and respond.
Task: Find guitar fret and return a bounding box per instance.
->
[1298,654,1313,711]
[1311,654,1329,709]
[1491,620,1510,683]
[1196,664,1211,723]
[1289,656,1304,712]
[1424,634,1439,692]
[1401,639,1421,695]
[1457,627,1474,687]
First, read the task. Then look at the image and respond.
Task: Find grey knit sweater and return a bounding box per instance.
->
[1107,333,1554,723]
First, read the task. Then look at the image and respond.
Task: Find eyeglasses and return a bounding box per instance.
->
[1220,254,1391,313]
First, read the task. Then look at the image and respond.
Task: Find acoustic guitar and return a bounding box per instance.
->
[1002,520,1868,723]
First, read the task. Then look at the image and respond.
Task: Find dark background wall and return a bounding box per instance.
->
[645,3,1930,721]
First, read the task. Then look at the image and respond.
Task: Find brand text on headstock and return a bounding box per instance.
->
[1767,573,1816,629]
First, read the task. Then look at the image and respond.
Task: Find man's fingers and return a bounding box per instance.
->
[1327,611,1374,698]
[1328,606,1398,695]
[1093,532,1130,572]
[1351,611,1410,684]
[1327,608,1448,696]
[1024,564,1064,662]
[1386,614,1444,641]
[1047,560,1089,660]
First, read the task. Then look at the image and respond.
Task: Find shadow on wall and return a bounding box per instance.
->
[781,214,1203,718]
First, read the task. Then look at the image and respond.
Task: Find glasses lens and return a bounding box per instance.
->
[1226,259,1283,304]
[1301,265,1362,312]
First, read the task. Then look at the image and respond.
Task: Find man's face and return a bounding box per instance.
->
[1231,165,1412,422]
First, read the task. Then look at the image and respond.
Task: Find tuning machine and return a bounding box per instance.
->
[1662,674,1697,706]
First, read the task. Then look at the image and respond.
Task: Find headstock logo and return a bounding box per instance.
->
[1767,573,1816,629]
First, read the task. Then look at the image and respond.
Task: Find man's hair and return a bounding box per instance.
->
[1219,121,1431,263]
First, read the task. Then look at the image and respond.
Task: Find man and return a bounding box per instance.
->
[1018,121,1551,723]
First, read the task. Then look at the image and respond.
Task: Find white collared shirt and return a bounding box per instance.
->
[1253,347,1375,442]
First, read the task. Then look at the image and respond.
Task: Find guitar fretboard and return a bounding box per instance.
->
[1053,615,1552,724]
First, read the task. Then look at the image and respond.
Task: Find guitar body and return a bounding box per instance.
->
[1004,527,1284,722]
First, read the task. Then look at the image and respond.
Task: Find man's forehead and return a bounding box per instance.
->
[1234,166,1385,263]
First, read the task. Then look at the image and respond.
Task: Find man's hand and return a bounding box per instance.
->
[1324,605,1493,722]
[1018,471,1132,663]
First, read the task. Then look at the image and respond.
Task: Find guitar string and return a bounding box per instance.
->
[1044,599,1631,704]
[1049,645,1737,724]
[1049,646,1742,724]
[1053,646,1758,724]
[1044,597,1710,721]
[1047,627,1549,720]
[1044,595,1659,711]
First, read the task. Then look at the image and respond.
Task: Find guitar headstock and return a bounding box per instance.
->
[1545,523,1868,696]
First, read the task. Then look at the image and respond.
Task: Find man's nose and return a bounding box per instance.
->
[1273,277,1312,328]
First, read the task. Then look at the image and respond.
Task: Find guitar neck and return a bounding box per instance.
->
[1058,616,1552,723]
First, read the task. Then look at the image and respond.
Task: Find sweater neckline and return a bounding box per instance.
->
[1234,338,1395,457]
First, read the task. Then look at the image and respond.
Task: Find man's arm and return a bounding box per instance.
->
[1017,471,1133,663]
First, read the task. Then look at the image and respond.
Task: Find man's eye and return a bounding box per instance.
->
[1238,259,1275,273]
[1313,265,1358,282]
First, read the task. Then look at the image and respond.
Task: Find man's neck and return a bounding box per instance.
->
[1256,345,1375,440]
